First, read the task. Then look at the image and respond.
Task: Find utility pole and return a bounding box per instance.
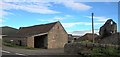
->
[92,13,94,43]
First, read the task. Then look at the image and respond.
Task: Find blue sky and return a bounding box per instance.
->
[1,0,119,35]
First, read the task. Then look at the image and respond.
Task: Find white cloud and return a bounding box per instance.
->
[64,15,73,17]
[0,19,3,23]
[62,22,103,28]
[39,15,104,28]
[86,16,111,22]
[1,2,59,14]
[63,0,92,11]
[39,17,63,22]
[0,19,3,26]
[69,29,99,36]
[1,0,92,15]
[0,9,13,24]
[2,0,119,2]
[53,16,64,20]
[39,15,73,22]
[0,10,13,18]
[0,10,8,24]
[49,0,92,11]
[1,0,92,20]
[62,22,80,28]
[0,1,61,23]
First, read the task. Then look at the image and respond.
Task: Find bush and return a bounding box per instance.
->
[79,40,93,43]
[91,47,120,57]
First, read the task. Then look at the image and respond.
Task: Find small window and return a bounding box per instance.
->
[110,21,113,25]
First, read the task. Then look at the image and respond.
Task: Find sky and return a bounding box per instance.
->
[0,0,119,36]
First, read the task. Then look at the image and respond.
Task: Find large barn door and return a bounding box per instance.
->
[34,35,47,48]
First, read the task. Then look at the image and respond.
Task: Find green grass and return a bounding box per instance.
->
[78,40,120,57]
[90,47,120,57]
[2,41,39,50]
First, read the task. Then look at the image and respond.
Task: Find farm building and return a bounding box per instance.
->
[75,33,98,42]
[2,21,68,49]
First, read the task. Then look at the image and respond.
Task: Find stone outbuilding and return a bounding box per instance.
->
[75,33,98,42]
[3,21,68,49]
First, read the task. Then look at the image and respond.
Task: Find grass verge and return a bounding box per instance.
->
[2,41,39,50]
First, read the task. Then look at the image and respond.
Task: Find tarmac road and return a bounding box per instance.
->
[1,45,81,57]
[2,50,25,55]
[2,45,65,55]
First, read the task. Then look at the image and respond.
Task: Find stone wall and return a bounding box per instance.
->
[64,43,81,54]
[3,37,27,46]
[64,42,119,54]
[48,22,68,49]
[99,32,120,45]
[27,36,34,48]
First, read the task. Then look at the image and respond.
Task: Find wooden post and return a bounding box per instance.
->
[92,13,94,43]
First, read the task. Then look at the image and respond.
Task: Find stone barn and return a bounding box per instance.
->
[3,21,68,49]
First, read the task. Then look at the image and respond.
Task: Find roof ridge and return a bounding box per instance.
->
[17,21,59,35]
[1,26,18,30]
[19,21,58,29]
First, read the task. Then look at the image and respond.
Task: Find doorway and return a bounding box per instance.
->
[18,40,22,46]
[34,34,47,48]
